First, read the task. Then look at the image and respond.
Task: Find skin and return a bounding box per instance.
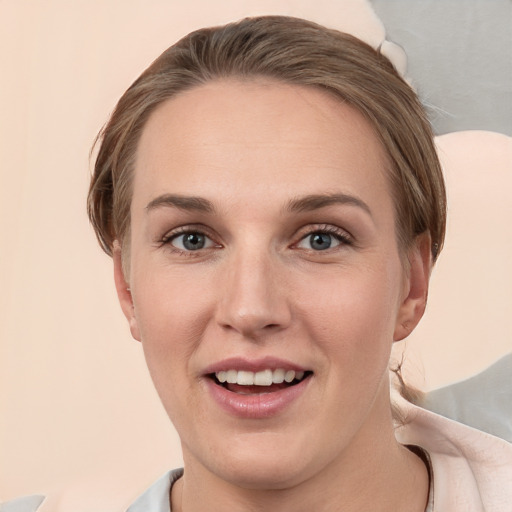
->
[114,80,431,511]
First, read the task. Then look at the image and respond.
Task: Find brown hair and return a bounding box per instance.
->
[88,15,446,265]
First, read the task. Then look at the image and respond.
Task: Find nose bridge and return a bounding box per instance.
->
[217,240,290,337]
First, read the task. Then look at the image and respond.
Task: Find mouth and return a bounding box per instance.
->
[203,358,314,418]
[209,369,313,395]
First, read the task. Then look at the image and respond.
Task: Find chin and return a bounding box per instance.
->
[195,431,328,491]
[216,457,311,490]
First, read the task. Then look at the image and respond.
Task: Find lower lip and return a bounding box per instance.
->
[205,376,311,419]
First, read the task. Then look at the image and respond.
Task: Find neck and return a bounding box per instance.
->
[172,390,429,512]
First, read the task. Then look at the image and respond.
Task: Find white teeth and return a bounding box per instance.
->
[226,369,238,384]
[284,370,296,383]
[272,368,285,384]
[254,369,273,386]
[214,368,307,386]
[237,371,255,385]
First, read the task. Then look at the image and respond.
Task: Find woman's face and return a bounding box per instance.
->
[115,80,428,489]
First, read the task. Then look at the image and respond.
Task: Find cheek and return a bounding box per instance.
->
[295,262,402,369]
[134,258,213,329]
[132,274,216,431]
[131,265,216,383]
[301,261,400,329]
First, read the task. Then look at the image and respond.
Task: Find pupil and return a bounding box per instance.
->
[311,233,331,250]
[183,233,205,250]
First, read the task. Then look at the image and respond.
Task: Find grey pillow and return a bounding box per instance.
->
[424,353,512,442]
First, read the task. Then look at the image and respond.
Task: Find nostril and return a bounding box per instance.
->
[216,295,292,336]
[219,314,285,336]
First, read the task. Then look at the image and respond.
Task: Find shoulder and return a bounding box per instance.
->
[0,495,45,512]
[0,469,183,512]
[0,470,183,512]
[395,396,512,511]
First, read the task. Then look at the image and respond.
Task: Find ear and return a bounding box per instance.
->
[393,234,432,342]
[113,242,141,342]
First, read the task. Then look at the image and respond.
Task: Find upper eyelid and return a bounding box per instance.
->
[292,225,354,252]
[161,224,217,241]
[294,223,353,240]
[157,223,352,247]
[159,227,221,255]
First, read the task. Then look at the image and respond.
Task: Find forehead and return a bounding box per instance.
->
[133,79,391,213]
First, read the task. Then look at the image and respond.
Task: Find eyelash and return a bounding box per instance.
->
[159,224,353,255]
[294,224,353,250]
[160,226,220,256]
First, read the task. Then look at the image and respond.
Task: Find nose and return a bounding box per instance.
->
[215,247,292,339]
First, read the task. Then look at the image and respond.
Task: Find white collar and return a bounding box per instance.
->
[125,469,182,512]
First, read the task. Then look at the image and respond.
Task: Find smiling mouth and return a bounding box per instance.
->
[209,369,313,394]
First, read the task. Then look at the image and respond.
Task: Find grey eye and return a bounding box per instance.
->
[297,232,342,251]
[172,232,213,251]
[309,233,333,250]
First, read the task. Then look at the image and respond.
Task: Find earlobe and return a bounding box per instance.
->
[393,234,432,342]
[113,242,141,342]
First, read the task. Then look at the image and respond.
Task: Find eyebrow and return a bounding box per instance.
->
[145,192,372,217]
[146,194,215,213]
[285,193,372,217]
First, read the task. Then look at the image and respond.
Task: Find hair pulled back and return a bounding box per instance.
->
[88,15,446,265]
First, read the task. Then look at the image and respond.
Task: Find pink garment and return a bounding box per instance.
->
[395,396,512,511]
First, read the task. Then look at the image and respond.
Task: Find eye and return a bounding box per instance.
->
[296,229,350,251]
[165,231,216,251]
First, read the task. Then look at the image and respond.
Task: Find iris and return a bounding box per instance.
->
[309,232,333,250]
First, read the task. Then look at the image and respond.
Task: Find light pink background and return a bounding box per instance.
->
[1,1,510,509]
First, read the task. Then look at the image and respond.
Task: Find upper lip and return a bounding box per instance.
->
[202,356,308,375]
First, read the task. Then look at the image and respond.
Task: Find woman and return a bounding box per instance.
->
[86,16,511,512]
